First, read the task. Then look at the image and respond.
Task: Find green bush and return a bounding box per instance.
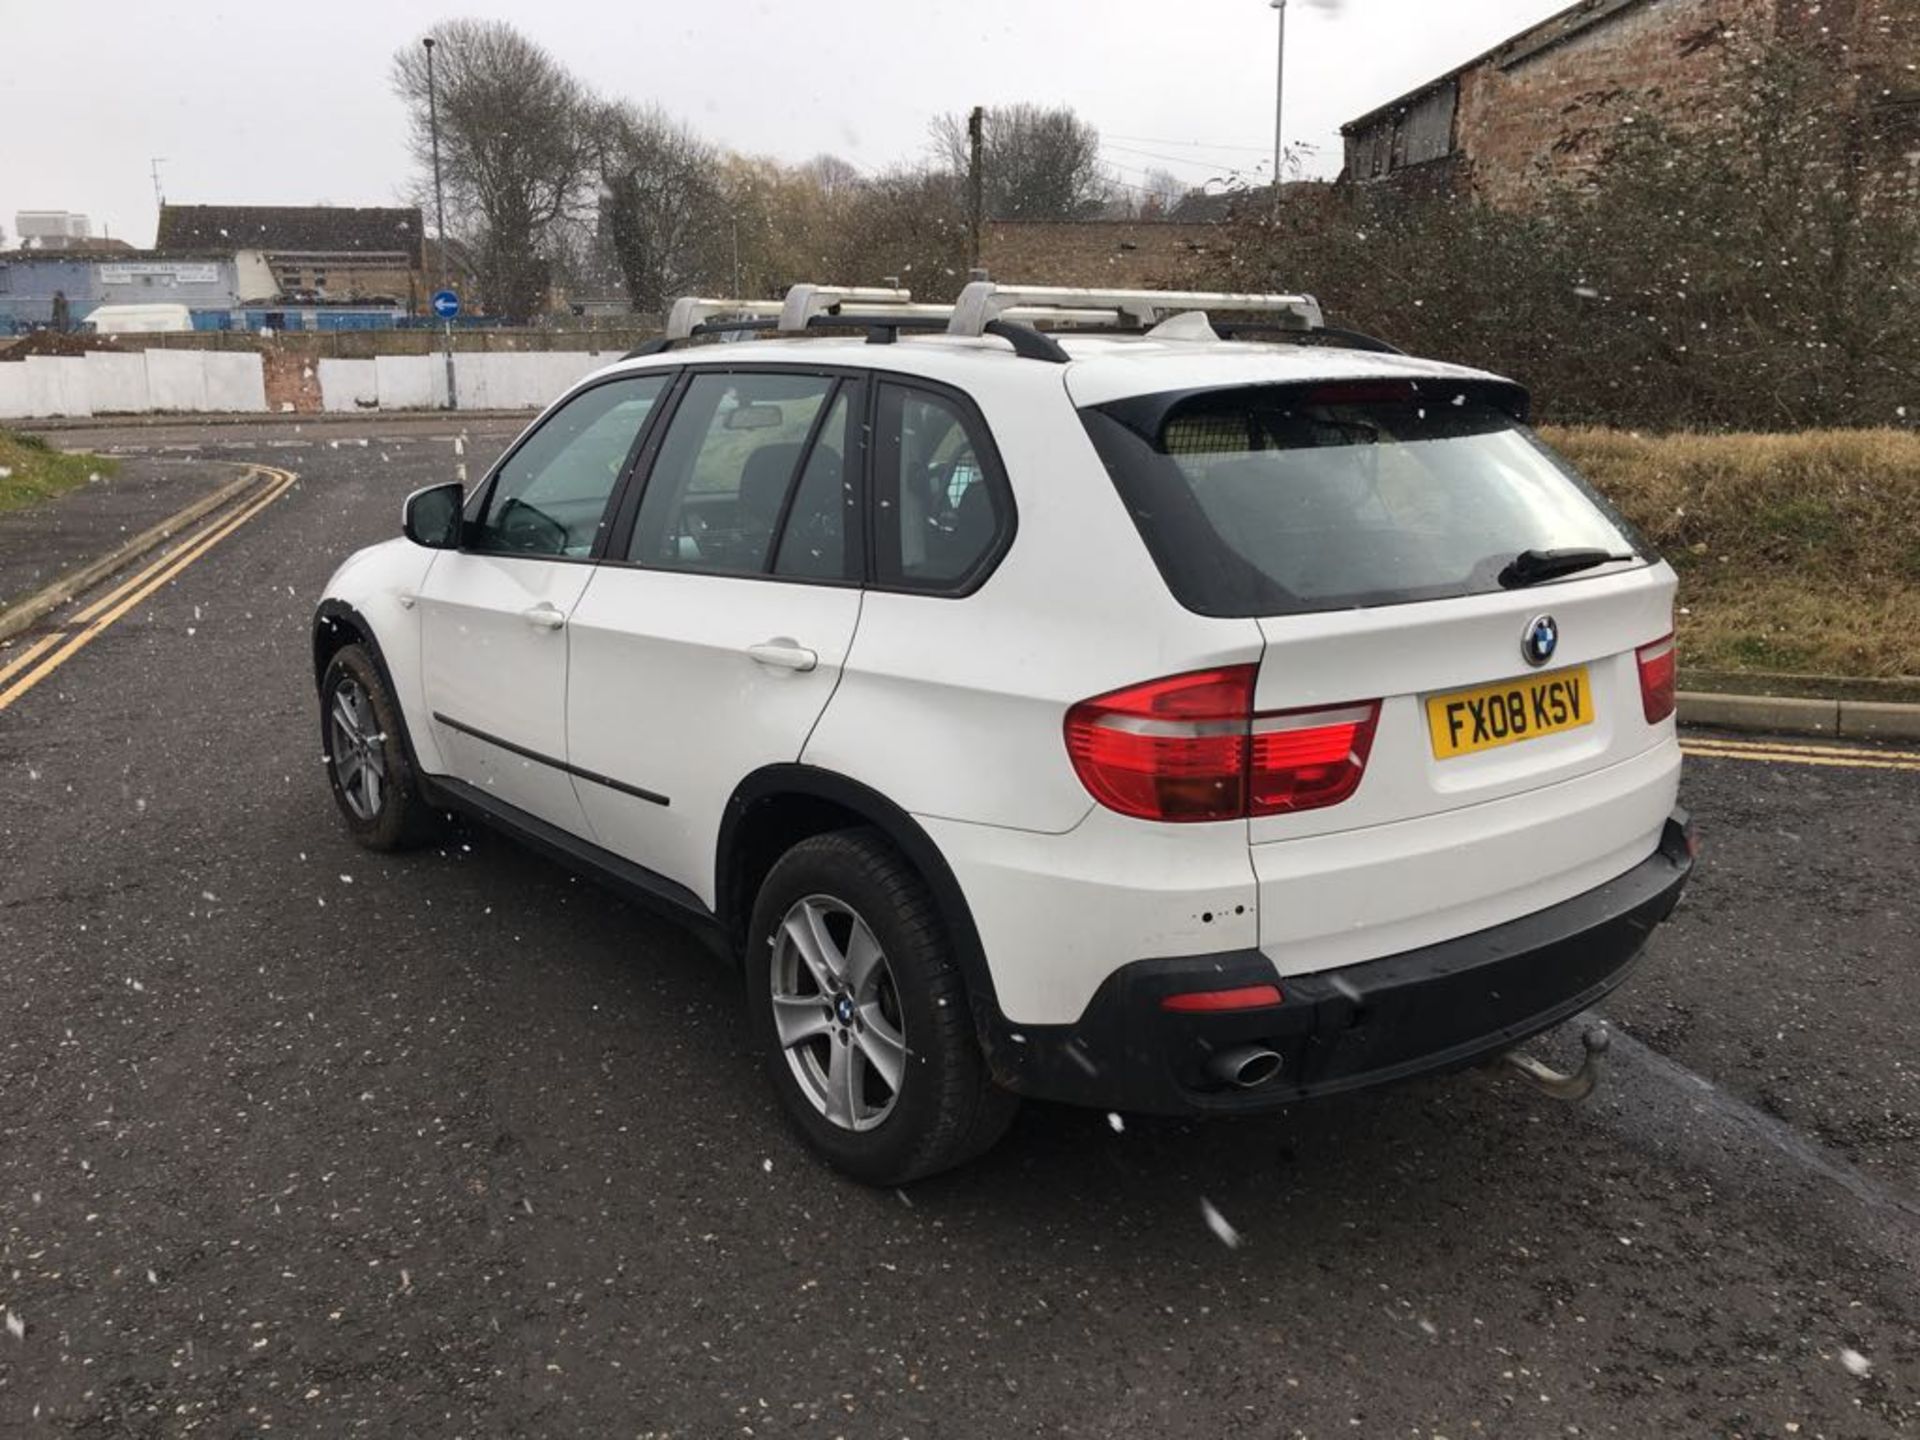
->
[1214,48,1919,434]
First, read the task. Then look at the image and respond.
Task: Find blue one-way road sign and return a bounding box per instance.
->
[431,289,460,319]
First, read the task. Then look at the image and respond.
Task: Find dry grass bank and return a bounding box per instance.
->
[1543,427,1920,679]
[0,429,115,514]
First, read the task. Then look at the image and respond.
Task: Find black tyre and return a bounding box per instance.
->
[319,643,441,852]
[746,828,1019,1185]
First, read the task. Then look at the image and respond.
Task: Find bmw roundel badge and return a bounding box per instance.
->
[1522,614,1559,667]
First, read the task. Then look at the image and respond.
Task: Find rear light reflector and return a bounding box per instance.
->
[1637,633,1677,724]
[1065,667,1381,823]
[1160,984,1284,1013]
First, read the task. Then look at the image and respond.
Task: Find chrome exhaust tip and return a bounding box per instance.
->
[1499,1024,1610,1102]
[1209,1045,1283,1089]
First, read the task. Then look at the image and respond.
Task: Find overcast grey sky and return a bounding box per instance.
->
[3,0,1572,248]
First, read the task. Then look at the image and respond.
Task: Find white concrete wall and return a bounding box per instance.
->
[375,354,435,411]
[0,364,28,419]
[0,348,612,419]
[83,351,151,414]
[446,352,609,413]
[318,358,379,413]
[25,356,92,417]
[144,350,210,412]
[204,351,267,412]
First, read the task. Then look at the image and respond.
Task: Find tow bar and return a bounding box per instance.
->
[1498,1023,1610,1102]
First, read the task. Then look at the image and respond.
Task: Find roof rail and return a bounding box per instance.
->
[947,282,1324,337]
[664,286,913,341]
[637,279,1339,362]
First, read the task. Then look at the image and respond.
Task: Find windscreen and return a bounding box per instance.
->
[1080,380,1646,618]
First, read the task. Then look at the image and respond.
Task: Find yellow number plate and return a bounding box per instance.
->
[1426,666,1594,760]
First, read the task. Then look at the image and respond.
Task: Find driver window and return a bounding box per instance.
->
[471,374,667,557]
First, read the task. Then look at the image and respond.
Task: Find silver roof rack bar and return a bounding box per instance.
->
[948,282,1323,336]
[667,285,917,340]
[665,296,781,340]
[659,279,1329,350]
[777,285,915,332]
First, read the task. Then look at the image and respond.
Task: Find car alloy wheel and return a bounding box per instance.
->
[769,894,909,1132]
[328,675,387,822]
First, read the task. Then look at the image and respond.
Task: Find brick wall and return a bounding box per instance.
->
[1454,0,1771,208]
[1836,1,1920,205]
[978,221,1224,289]
[1353,0,1920,209]
[260,349,324,414]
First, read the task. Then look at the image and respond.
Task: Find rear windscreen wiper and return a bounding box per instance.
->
[1498,547,1638,589]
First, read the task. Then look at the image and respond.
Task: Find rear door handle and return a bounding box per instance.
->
[522,603,567,631]
[747,639,818,673]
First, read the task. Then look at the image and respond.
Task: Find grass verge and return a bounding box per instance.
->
[0,428,116,514]
[1543,427,1920,680]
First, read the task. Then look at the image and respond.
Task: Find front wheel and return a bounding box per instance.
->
[319,643,440,851]
[746,829,1018,1185]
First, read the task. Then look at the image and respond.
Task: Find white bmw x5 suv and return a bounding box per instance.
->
[314,281,1693,1184]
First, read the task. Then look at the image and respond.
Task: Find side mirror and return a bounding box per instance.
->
[403,481,464,549]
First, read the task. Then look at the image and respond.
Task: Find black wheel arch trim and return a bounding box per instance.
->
[313,600,430,781]
[717,764,1009,1045]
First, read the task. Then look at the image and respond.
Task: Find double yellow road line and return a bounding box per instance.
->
[1683,735,1920,772]
[0,464,298,714]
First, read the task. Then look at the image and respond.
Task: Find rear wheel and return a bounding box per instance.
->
[320,643,440,851]
[747,829,1018,1184]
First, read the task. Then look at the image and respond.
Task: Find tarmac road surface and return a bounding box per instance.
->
[1,419,1915,1437]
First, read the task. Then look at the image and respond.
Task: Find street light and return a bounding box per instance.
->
[1270,0,1287,194]
[423,35,456,411]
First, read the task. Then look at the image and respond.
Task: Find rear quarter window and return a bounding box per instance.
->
[1079,379,1647,618]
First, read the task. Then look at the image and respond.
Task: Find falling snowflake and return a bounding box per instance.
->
[1200,1198,1242,1249]
[1107,1113,1125,1134]
[1840,1348,1872,1377]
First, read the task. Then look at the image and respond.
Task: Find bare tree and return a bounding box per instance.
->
[933,104,1113,220]
[596,103,729,314]
[1137,167,1189,218]
[798,154,863,200]
[391,20,597,322]
[820,165,970,300]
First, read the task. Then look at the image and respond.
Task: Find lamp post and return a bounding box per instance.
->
[1270,0,1287,196]
[423,35,456,411]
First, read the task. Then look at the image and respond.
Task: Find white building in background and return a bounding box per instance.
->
[14,211,97,249]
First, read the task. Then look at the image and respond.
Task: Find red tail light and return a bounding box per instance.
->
[1251,704,1381,814]
[1065,667,1381,823]
[1637,634,1677,724]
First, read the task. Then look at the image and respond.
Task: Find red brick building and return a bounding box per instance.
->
[1341,0,1919,208]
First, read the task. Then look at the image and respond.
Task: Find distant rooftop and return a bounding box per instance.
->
[1342,0,1652,134]
[155,205,424,265]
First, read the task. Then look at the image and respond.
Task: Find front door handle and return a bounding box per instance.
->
[747,639,818,673]
[522,603,567,631]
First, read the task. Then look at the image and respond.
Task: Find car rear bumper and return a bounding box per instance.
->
[982,808,1694,1116]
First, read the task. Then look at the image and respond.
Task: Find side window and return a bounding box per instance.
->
[627,372,835,574]
[873,382,1007,590]
[472,375,667,557]
[773,390,855,581]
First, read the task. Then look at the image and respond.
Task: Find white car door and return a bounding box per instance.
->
[417,372,671,833]
[565,369,864,903]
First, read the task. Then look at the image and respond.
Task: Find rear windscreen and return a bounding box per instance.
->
[1079,380,1646,618]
